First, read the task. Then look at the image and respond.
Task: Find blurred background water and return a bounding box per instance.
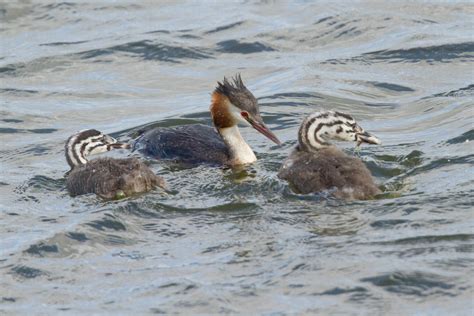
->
[0,1,473,314]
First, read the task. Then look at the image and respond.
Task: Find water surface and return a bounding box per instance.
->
[1,1,473,314]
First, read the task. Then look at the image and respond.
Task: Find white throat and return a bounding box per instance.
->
[219,125,257,165]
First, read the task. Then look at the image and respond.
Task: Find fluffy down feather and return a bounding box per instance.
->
[67,157,165,199]
[278,147,380,200]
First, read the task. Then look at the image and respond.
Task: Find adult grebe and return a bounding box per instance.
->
[133,74,281,166]
[65,129,165,199]
[278,111,381,200]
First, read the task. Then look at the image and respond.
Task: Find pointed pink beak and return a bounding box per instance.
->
[245,116,281,145]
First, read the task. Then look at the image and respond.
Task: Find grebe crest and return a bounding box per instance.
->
[298,110,380,152]
[211,74,280,145]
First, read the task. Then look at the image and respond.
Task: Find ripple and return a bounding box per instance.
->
[445,130,473,144]
[79,40,212,62]
[10,265,48,279]
[370,219,411,229]
[361,271,456,297]
[86,214,127,231]
[433,84,474,98]
[24,242,59,257]
[315,286,368,296]
[367,42,474,63]
[325,42,474,65]
[0,65,18,74]
[65,232,89,242]
[216,40,276,54]
[371,234,474,246]
[0,40,212,77]
[309,212,368,236]
[14,175,64,194]
[403,155,474,177]
[205,21,244,34]
[369,81,415,92]
[0,128,57,134]
[39,2,77,11]
[1,118,23,123]
[39,40,89,46]
[0,88,39,96]
[288,15,372,44]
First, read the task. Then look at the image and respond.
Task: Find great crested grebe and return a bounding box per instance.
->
[278,111,382,200]
[133,74,281,166]
[65,129,165,199]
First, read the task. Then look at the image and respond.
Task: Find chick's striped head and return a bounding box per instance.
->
[298,111,380,152]
[65,129,130,168]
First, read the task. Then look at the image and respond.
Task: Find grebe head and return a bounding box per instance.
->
[65,129,130,169]
[211,74,281,145]
[298,111,380,152]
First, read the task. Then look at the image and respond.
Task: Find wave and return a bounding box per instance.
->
[324,42,474,65]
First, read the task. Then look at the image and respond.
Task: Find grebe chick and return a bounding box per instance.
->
[134,74,281,166]
[65,129,165,199]
[278,111,381,200]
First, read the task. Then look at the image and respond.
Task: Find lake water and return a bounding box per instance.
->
[1,1,473,314]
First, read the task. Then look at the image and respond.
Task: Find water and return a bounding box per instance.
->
[1,1,473,314]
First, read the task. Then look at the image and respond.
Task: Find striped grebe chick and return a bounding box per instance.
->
[134,74,281,166]
[65,129,165,199]
[278,111,381,200]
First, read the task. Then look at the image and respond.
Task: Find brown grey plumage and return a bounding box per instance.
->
[278,147,381,200]
[65,129,165,199]
[278,111,382,200]
[67,157,165,199]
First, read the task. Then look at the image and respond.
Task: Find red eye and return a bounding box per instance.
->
[241,111,249,118]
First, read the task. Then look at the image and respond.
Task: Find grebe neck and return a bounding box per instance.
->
[218,125,256,165]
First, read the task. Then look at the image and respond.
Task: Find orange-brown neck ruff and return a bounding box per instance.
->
[210,91,236,129]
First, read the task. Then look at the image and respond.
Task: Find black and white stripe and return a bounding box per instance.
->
[298,111,356,151]
[65,129,116,169]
